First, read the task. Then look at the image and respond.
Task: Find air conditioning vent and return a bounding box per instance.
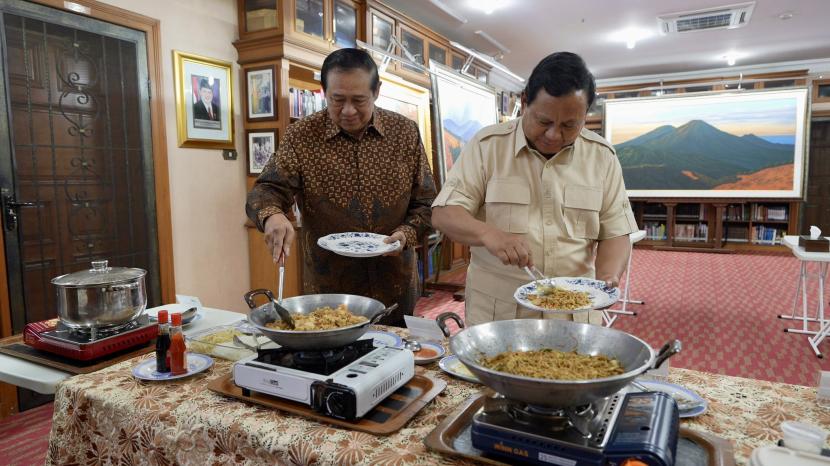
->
[659,2,755,34]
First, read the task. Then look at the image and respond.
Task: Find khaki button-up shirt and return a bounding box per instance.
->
[432,118,638,325]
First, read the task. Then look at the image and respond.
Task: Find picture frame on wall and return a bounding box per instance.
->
[604,87,809,198]
[173,50,234,149]
[245,65,276,121]
[429,61,498,183]
[247,130,277,176]
[375,72,433,169]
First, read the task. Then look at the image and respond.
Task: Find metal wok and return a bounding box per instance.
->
[244,289,397,350]
[449,318,680,407]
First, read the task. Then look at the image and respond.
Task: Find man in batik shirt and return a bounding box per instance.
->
[246,48,436,326]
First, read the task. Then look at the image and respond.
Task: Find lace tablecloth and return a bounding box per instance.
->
[46,327,829,465]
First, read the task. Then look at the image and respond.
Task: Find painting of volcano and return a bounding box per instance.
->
[604,88,808,198]
[430,61,498,182]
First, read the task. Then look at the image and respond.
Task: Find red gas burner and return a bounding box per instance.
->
[23,315,157,361]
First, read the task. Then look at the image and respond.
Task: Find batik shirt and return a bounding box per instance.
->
[246,108,436,325]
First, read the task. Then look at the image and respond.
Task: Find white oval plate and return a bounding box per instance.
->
[359,330,403,348]
[632,379,708,418]
[132,353,214,381]
[514,277,619,313]
[438,355,481,384]
[317,232,400,258]
[413,342,445,365]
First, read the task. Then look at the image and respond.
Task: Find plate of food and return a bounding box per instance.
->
[514,277,619,313]
[632,379,708,418]
[438,355,481,384]
[145,303,201,325]
[317,232,400,258]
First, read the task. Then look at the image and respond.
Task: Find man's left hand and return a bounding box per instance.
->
[383,231,406,256]
[598,274,621,289]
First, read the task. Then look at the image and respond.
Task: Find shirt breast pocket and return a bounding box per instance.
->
[485,179,530,234]
[562,185,602,239]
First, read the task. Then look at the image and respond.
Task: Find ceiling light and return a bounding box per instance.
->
[475,30,510,54]
[778,11,794,20]
[450,40,525,83]
[429,0,468,24]
[722,52,742,66]
[469,0,505,15]
[608,27,656,49]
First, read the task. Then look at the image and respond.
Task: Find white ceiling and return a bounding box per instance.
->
[381,0,830,81]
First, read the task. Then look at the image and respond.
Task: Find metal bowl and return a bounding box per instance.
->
[449,319,679,407]
[244,291,396,350]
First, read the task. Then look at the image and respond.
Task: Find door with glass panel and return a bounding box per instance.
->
[0,0,161,410]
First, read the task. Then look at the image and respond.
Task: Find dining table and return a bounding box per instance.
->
[39,308,830,465]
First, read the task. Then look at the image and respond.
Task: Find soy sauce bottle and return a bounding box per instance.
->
[155,310,171,373]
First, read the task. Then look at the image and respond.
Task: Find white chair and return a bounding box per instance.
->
[603,230,647,327]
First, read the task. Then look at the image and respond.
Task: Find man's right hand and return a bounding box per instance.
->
[481,226,533,268]
[264,213,295,263]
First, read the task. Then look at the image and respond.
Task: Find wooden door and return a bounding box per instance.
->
[0,0,162,411]
[803,120,830,233]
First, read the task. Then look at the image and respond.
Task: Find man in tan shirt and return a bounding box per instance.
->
[432,52,638,326]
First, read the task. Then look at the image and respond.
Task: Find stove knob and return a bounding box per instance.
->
[325,391,347,416]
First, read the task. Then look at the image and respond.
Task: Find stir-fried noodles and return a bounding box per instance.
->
[528,285,591,310]
[265,304,367,331]
[480,348,624,380]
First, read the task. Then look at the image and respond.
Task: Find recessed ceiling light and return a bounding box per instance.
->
[778,11,794,20]
[608,27,656,49]
[468,0,506,15]
[722,52,742,66]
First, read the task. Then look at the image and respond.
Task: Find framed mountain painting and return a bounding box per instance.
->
[604,88,809,199]
[430,61,498,183]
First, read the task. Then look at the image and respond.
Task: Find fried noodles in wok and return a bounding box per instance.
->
[265,304,367,331]
[480,348,624,380]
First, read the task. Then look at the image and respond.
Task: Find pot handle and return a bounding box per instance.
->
[370,303,399,325]
[436,312,465,338]
[243,288,295,329]
[650,339,681,370]
[243,289,275,310]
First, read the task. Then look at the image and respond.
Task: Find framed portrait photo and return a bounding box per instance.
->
[173,50,234,149]
[247,130,277,175]
[245,65,276,121]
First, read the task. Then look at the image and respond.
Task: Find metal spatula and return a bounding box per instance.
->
[277,255,285,303]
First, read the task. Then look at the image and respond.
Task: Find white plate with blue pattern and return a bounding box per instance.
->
[132,353,214,381]
[317,232,401,258]
[514,277,619,313]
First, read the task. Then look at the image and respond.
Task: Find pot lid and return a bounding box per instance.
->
[51,260,147,287]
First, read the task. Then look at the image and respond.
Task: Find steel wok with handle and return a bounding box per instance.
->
[244,289,398,350]
[449,318,680,408]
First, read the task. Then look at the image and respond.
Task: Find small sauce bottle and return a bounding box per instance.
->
[169,312,187,376]
[155,310,171,373]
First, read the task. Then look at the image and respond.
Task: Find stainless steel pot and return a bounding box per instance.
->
[449,318,680,408]
[244,289,397,350]
[51,260,147,329]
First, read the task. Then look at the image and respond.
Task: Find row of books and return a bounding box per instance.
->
[674,223,709,242]
[752,204,787,221]
[497,91,520,118]
[722,225,785,244]
[643,222,667,240]
[289,87,326,119]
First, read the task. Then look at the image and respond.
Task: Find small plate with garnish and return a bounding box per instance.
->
[514,277,619,313]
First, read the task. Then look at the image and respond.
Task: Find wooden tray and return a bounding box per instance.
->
[0,334,155,374]
[208,369,446,435]
[424,394,736,466]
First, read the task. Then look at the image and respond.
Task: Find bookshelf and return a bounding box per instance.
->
[632,200,800,252]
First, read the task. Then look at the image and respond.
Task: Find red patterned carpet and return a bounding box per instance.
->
[3,248,829,464]
[0,402,53,466]
[416,248,830,387]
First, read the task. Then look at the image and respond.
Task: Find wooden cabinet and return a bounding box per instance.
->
[246,221,304,298]
[632,200,800,252]
[427,41,447,66]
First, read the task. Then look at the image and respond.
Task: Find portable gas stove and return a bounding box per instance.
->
[233,338,414,421]
[23,315,157,361]
[471,390,679,466]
